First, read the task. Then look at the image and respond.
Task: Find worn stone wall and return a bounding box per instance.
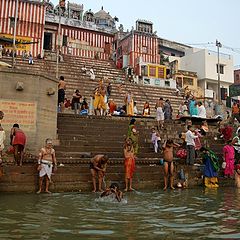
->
[0,68,58,155]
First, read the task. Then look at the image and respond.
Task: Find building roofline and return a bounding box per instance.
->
[158,37,192,48]
[20,0,44,6]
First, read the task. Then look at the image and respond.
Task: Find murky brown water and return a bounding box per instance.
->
[0,188,240,239]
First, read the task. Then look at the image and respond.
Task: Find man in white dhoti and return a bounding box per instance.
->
[89,67,95,80]
[37,138,57,194]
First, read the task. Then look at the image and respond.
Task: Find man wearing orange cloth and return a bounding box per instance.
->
[124,138,136,192]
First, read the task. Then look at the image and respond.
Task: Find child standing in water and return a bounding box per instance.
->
[124,138,135,191]
[235,160,240,188]
[100,183,123,202]
[162,139,180,190]
[223,140,235,178]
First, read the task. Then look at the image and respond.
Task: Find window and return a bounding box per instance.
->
[99,19,107,25]
[158,67,164,79]
[216,64,224,74]
[141,65,147,76]
[165,80,170,87]
[149,66,156,77]
[177,77,183,87]
[142,46,148,53]
[155,79,160,85]
[144,78,150,85]
[183,77,193,86]
[236,74,240,81]
[62,35,68,47]
[9,17,18,28]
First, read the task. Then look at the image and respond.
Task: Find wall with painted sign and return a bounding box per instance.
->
[0,69,58,154]
[0,100,36,131]
[0,34,32,52]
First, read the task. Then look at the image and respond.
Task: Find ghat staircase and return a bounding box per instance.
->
[0,55,234,192]
[0,113,232,192]
[2,55,183,116]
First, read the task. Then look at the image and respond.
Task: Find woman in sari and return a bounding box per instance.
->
[125,91,134,116]
[127,119,139,156]
[189,97,198,116]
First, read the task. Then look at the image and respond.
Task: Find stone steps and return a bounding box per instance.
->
[2,55,183,116]
[0,163,234,192]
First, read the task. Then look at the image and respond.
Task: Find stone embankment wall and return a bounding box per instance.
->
[0,68,58,154]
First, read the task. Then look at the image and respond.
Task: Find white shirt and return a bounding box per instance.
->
[236,127,240,135]
[186,130,198,146]
[233,136,240,152]
[133,106,138,115]
[151,132,156,143]
[0,130,6,149]
[198,105,206,118]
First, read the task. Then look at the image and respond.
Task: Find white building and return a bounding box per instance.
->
[179,48,234,100]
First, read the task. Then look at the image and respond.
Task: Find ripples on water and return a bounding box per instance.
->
[0,188,239,240]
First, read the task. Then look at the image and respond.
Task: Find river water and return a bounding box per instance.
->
[0,188,239,240]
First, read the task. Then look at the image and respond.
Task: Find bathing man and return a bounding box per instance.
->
[37,138,57,194]
[162,139,180,191]
[90,154,109,192]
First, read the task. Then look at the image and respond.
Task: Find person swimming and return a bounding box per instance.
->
[100,183,123,202]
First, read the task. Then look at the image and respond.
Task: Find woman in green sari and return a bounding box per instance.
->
[127,119,139,156]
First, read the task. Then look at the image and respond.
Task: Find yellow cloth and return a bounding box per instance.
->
[94,93,106,110]
[204,177,219,188]
[127,100,134,116]
[99,95,106,110]
[93,94,100,110]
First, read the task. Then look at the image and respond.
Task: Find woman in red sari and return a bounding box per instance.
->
[220,124,233,142]
[10,123,26,166]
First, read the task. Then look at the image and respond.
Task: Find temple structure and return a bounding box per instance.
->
[0,0,234,98]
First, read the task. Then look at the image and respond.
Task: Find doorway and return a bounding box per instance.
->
[43,32,52,50]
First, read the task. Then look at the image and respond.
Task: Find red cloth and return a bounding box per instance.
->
[109,102,116,114]
[125,157,135,179]
[223,144,235,176]
[13,130,26,146]
[235,164,240,170]
[221,126,233,141]
[194,131,202,150]
[176,149,187,159]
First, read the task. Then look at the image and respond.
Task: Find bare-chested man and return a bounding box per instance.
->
[37,138,57,194]
[90,154,109,192]
[58,76,67,113]
[162,139,180,191]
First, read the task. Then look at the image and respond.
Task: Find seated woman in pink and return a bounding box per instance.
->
[223,140,235,178]
[10,123,26,166]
